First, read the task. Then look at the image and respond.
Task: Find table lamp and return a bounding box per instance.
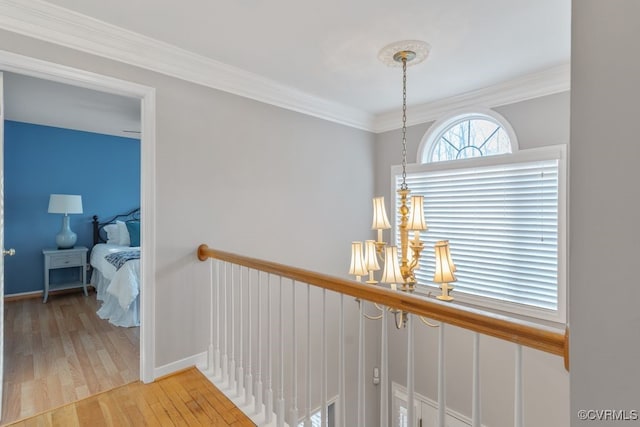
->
[48,194,83,249]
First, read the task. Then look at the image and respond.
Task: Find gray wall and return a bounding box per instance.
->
[375,92,571,426]
[0,29,378,425]
[570,1,640,425]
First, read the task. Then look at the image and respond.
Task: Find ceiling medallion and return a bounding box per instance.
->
[378,40,430,67]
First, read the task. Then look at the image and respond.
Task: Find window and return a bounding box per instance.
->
[420,111,516,163]
[394,111,566,323]
[298,402,335,427]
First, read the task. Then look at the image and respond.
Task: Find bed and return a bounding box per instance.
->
[90,208,140,327]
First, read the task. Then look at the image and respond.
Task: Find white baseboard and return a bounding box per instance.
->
[154,351,208,379]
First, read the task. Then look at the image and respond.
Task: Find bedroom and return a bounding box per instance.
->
[2,71,141,423]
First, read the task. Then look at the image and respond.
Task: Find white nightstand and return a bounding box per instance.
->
[42,246,88,303]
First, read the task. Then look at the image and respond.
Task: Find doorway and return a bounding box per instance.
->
[0,51,156,422]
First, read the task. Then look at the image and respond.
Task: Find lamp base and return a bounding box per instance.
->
[56,215,77,249]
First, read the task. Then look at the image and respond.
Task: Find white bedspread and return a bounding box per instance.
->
[90,243,140,327]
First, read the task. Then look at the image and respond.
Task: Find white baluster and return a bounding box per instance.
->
[407,315,414,427]
[305,284,312,427]
[357,301,365,427]
[254,271,263,415]
[265,274,273,423]
[380,308,388,427]
[237,267,244,397]
[339,294,346,427]
[213,260,221,378]
[472,333,481,427]
[321,289,328,427]
[277,277,285,427]
[290,281,299,426]
[222,262,229,384]
[245,268,253,406]
[514,345,524,427]
[229,264,236,391]
[208,260,214,373]
[437,323,446,427]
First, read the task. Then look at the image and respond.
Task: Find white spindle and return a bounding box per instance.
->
[339,294,346,427]
[229,264,236,391]
[357,301,365,426]
[514,345,524,427]
[437,323,446,427]
[290,281,299,426]
[472,333,481,427]
[254,271,263,415]
[222,262,229,383]
[380,309,388,427]
[277,277,285,427]
[213,260,221,378]
[237,266,244,397]
[321,289,328,427]
[208,260,214,373]
[265,274,273,423]
[305,284,312,427]
[245,268,253,406]
[407,315,414,427]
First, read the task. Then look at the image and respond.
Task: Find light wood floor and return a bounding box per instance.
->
[2,291,139,425]
[4,367,255,427]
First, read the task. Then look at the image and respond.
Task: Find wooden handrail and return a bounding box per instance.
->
[198,244,569,368]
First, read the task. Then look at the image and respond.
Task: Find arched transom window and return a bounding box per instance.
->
[421,112,517,163]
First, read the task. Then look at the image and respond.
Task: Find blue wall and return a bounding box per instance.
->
[4,120,140,295]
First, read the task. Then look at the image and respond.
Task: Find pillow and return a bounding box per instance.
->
[126,220,141,247]
[116,221,131,246]
[104,224,120,244]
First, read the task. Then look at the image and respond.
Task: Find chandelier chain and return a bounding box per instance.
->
[401,56,408,190]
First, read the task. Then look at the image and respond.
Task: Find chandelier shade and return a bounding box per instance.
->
[349,241,368,279]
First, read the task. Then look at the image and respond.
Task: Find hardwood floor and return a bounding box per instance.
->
[4,368,255,427]
[2,291,139,425]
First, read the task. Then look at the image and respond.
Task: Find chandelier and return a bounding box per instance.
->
[349,41,457,309]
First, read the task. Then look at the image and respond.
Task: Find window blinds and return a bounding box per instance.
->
[395,158,560,311]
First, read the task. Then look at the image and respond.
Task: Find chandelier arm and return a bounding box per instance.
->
[363,313,384,321]
[418,316,440,328]
[373,302,386,312]
[393,310,406,329]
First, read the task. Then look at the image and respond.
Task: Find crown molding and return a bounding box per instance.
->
[373,63,570,133]
[0,0,374,131]
[0,0,569,134]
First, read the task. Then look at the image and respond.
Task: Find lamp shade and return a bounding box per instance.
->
[48,194,83,214]
[364,240,380,271]
[433,241,456,283]
[407,195,427,231]
[442,239,457,272]
[371,197,391,230]
[349,241,368,277]
[380,246,404,285]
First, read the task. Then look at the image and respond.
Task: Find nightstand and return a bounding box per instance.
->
[42,246,88,303]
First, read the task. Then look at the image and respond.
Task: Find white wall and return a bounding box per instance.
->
[375,92,571,427]
[570,1,640,425]
[0,28,380,424]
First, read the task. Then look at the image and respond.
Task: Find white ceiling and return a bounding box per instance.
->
[2,0,570,135]
[4,72,141,139]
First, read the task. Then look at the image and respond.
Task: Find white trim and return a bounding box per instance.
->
[0,0,569,134]
[0,0,373,132]
[374,63,570,133]
[154,351,208,379]
[416,107,520,164]
[0,48,157,383]
[392,382,488,427]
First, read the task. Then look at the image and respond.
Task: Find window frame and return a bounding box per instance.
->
[417,108,520,164]
[391,143,567,325]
